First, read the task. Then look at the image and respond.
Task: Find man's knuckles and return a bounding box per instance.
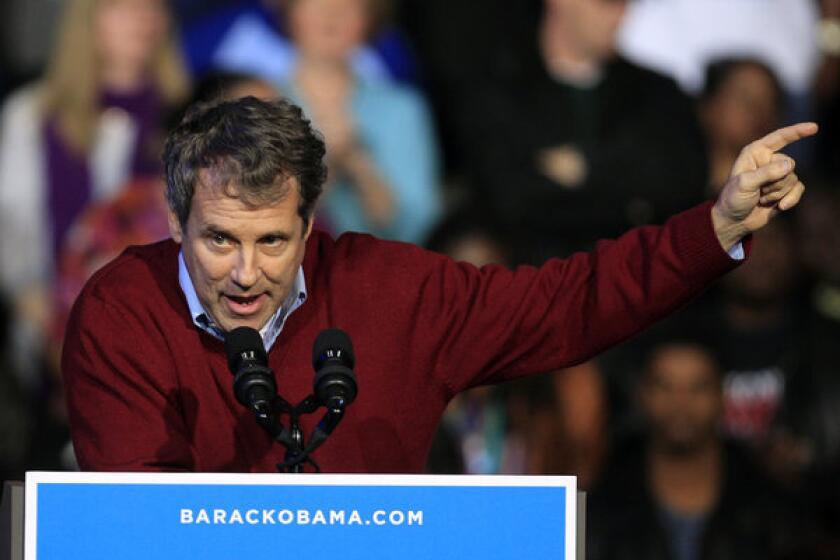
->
[761,172,799,193]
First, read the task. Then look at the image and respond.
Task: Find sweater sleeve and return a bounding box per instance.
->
[417,201,745,395]
[62,291,194,471]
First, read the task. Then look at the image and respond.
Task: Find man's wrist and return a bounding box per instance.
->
[711,203,748,253]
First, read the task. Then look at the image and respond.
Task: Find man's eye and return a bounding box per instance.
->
[211,233,229,246]
[262,236,285,246]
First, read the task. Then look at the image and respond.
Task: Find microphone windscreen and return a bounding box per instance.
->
[312,328,355,369]
[224,326,268,372]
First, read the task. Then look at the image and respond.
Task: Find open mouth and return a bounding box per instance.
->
[224,293,266,315]
[227,295,259,305]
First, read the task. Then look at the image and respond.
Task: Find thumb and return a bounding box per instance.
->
[734,158,793,193]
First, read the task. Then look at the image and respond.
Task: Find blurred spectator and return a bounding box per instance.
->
[618,0,821,171]
[166,70,281,129]
[677,216,840,495]
[813,0,840,179]
[0,0,189,384]
[679,220,820,491]
[458,0,707,260]
[796,187,840,471]
[0,293,31,485]
[798,186,840,331]
[191,71,281,105]
[279,0,441,243]
[588,338,807,560]
[2,0,63,85]
[698,59,785,193]
[618,0,820,97]
[601,206,840,499]
[424,206,512,268]
[710,221,805,449]
[207,0,417,85]
[50,178,171,358]
[539,361,606,486]
[399,0,538,173]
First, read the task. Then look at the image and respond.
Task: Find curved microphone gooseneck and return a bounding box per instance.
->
[223,326,358,473]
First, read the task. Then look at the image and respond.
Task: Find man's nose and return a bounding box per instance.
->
[231,247,259,289]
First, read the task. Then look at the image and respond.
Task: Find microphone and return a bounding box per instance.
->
[312,328,357,409]
[224,327,276,419]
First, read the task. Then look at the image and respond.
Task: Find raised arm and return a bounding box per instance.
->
[420,124,817,394]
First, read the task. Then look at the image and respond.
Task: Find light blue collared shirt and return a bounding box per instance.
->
[729,241,745,260]
[178,252,307,351]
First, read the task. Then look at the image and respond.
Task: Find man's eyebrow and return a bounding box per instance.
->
[201,224,237,238]
[201,225,293,241]
[259,231,292,240]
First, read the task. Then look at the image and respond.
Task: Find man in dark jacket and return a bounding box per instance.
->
[587,338,811,560]
[459,0,708,259]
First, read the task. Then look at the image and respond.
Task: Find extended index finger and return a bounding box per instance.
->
[754,122,819,153]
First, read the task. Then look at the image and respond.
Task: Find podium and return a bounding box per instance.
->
[3,473,585,559]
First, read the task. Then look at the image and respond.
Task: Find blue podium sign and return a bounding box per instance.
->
[26,472,576,559]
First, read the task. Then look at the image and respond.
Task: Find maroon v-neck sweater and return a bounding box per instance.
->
[63,201,742,473]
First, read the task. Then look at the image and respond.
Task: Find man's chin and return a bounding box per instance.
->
[209,308,270,334]
[219,316,268,334]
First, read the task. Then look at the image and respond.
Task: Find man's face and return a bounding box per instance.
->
[641,345,722,453]
[287,0,369,61]
[702,64,781,157]
[169,173,312,333]
[553,0,628,60]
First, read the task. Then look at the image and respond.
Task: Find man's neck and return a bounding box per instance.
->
[647,438,722,516]
[539,14,603,86]
[295,57,353,101]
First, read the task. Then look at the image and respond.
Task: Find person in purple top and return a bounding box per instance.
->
[0,0,189,384]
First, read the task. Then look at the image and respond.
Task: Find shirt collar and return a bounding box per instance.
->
[177,251,307,351]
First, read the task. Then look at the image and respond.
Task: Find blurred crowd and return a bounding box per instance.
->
[1,0,839,557]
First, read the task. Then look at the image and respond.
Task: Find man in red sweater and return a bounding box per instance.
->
[62,97,815,473]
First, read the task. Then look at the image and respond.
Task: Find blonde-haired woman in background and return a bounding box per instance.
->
[0,0,189,388]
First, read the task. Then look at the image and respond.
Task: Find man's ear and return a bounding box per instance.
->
[303,216,314,242]
[167,210,184,244]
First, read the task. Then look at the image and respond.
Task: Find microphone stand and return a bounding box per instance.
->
[248,392,348,473]
[275,395,320,473]
[229,327,356,473]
